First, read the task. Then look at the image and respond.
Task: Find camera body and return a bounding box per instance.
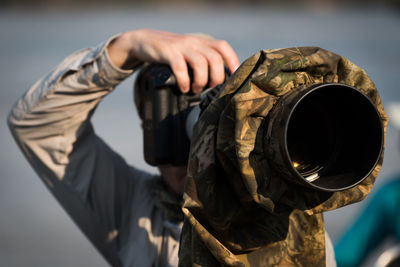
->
[135,64,195,166]
[135,64,227,166]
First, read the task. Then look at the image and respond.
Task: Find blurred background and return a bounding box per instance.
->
[1,0,400,266]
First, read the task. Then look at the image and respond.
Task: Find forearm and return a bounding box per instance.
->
[8,36,134,180]
[7,37,140,266]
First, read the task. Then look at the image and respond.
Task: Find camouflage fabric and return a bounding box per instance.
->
[179,47,388,267]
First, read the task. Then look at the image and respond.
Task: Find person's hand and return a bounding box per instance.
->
[107,29,240,94]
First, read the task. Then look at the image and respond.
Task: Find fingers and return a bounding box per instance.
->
[168,36,227,94]
[126,29,240,94]
[179,37,238,94]
[182,38,240,94]
[210,39,240,74]
[169,54,191,93]
[185,53,209,94]
[197,47,225,90]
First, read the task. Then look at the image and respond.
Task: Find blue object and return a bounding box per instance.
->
[335,176,400,267]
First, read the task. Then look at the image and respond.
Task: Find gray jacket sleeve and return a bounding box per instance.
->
[7,37,143,266]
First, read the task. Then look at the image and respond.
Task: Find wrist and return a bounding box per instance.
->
[107,32,142,70]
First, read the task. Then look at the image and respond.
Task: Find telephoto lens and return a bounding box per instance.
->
[265,83,384,192]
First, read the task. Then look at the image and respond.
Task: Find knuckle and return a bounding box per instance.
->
[172,62,187,73]
[168,53,186,69]
[209,52,223,66]
[210,70,225,86]
[169,42,182,53]
[190,54,208,69]
[193,72,208,86]
[170,60,188,81]
[215,73,225,84]
[182,35,197,45]
[214,40,229,50]
[193,72,208,84]
[197,56,208,67]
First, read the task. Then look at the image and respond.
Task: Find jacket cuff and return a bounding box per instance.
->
[96,35,136,86]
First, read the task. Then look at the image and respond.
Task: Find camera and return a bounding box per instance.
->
[135,65,384,192]
[134,64,228,166]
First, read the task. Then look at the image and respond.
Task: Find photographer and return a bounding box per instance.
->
[7,29,239,267]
